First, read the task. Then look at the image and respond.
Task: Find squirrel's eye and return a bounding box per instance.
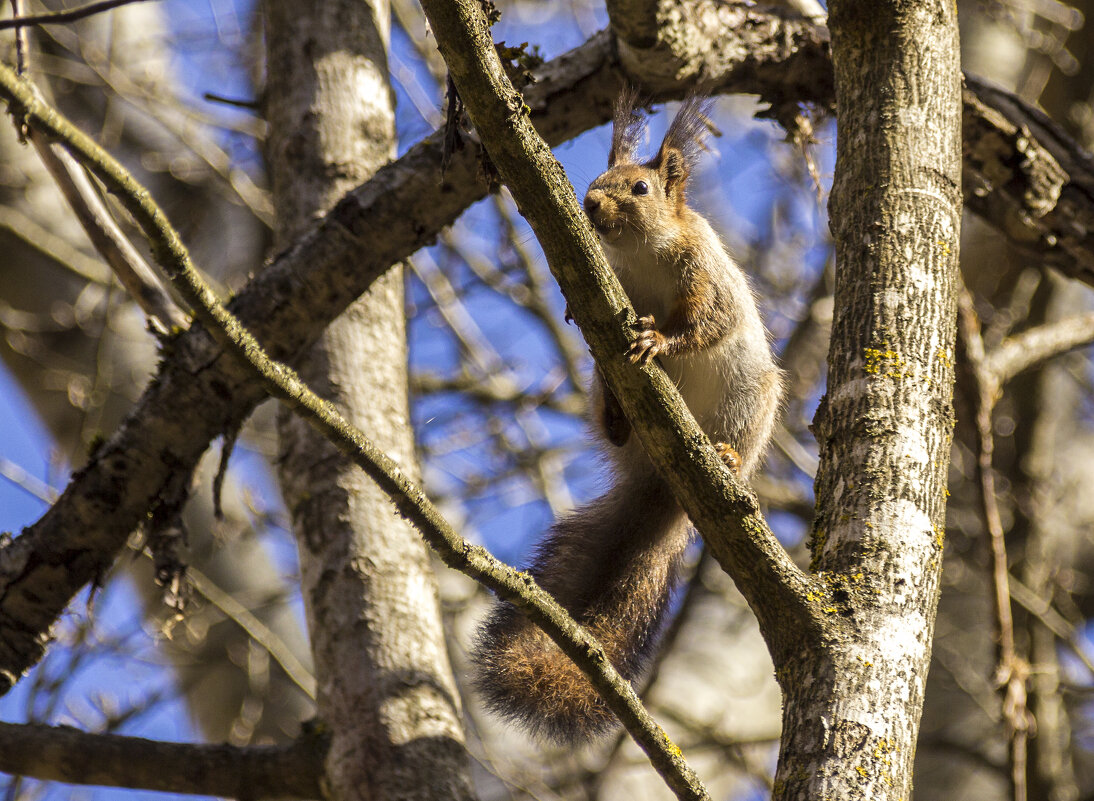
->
[632,180,649,196]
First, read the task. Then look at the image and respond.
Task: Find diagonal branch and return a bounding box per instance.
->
[185,566,317,701]
[984,311,1094,385]
[27,123,186,331]
[418,0,823,715]
[0,721,323,799]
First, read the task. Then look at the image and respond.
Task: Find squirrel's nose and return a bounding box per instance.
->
[584,195,600,215]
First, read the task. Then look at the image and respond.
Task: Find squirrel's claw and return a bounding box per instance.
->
[714,442,742,476]
[564,305,574,325]
[628,315,666,365]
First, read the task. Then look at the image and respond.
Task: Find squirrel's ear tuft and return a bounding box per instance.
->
[652,95,717,194]
[654,147,688,194]
[609,85,645,167]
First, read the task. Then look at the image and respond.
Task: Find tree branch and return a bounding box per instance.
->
[185,566,317,701]
[957,291,1032,801]
[984,311,1094,385]
[963,75,1094,289]
[27,128,186,331]
[0,722,323,799]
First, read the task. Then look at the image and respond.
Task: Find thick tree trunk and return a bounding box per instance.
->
[776,1,963,798]
[263,2,474,800]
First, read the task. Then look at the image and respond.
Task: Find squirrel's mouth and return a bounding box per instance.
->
[590,220,623,241]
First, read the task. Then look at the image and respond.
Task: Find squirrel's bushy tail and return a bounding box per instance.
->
[472,466,691,743]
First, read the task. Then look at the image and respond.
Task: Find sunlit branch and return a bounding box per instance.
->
[984,311,1094,385]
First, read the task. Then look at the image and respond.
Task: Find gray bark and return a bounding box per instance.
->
[263,2,474,800]
[784,1,963,798]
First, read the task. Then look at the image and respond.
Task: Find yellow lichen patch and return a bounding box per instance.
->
[937,347,952,368]
[933,525,945,549]
[658,725,683,759]
[874,738,895,764]
[863,343,904,379]
[873,738,895,784]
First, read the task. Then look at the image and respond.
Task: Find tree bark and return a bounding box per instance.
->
[782,1,963,798]
[263,2,474,800]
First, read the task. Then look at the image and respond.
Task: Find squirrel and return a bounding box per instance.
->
[472,90,784,743]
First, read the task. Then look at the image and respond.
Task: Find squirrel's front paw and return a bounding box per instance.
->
[628,315,667,365]
[714,442,742,476]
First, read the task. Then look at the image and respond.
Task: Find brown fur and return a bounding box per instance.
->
[472,92,783,743]
[473,467,689,741]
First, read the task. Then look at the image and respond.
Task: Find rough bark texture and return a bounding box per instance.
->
[785,1,963,798]
[263,2,473,800]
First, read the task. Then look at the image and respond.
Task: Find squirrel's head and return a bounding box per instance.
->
[583,89,715,248]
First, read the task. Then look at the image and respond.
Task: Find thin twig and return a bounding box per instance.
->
[0,0,156,31]
[7,31,187,331]
[0,204,111,283]
[1008,575,1094,678]
[72,49,274,226]
[10,0,26,74]
[185,565,317,701]
[30,133,186,330]
[202,92,260,110]
[0,456,57,504]
[958,289,1031,801]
